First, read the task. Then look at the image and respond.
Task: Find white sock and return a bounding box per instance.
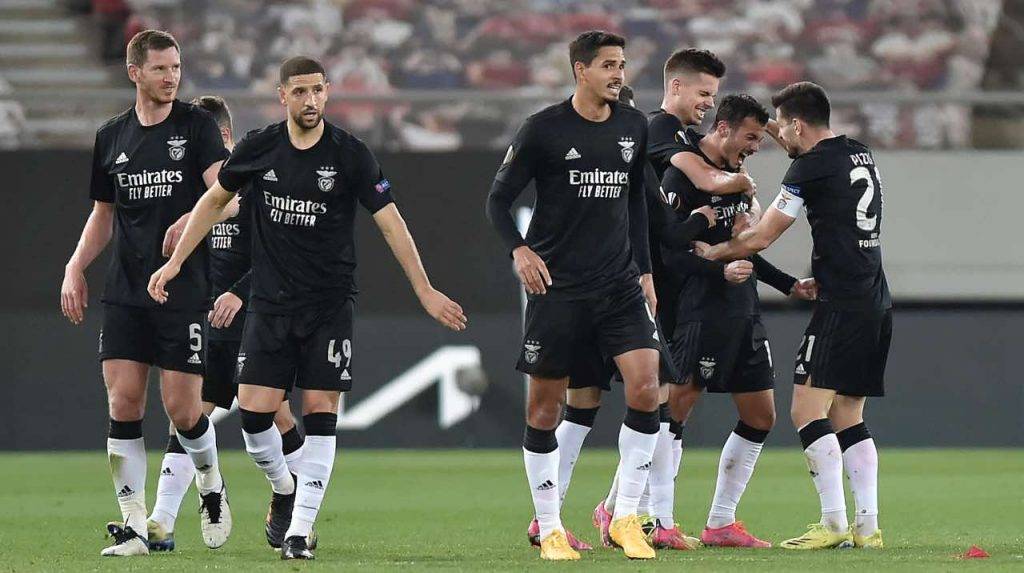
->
[554,420,591,507]
[244,426,295,495]
[802,424,848,533]
[149,451,194,531]
[707,431,765,529]
[843,438,879,536]
[649,422,675,526]
[107,436,148,537]
[638,484,652,517]
[176,416,223,494]
[672,436,683,478]
[284,443,305,476]
[612,421,658,520]
[285,435,336,539]
[604,470,619,513]
[524,447,562,538]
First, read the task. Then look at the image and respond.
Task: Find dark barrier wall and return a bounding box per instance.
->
[1,151,1021,449]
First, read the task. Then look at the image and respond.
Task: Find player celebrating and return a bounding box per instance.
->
[487,31,662,561]
[660,94,816,549]
[149,56,466,560]
[145,95,304,552]
[59,30,231,557]
[697,82,890,550]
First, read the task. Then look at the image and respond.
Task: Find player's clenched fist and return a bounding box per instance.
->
[512,245,552,295]
[723,260,753,283]
[148,262,181,304]
[419,287,468,331]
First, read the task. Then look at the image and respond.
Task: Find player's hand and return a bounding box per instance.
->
[739,172,757,195]
[692,240,711,259]
[60,264,88,325]
[732,212,752,236]
[148,262,181,304]
[790,278,817,301]
[692,205,717,228]
[162,213,189,257]
[513,245,552,295]
[209,291,243,328]
[723,260,753,283]
[639,273,657,316]
[419,287,467,331]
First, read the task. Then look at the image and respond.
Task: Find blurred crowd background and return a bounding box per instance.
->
[1,0,1020,149]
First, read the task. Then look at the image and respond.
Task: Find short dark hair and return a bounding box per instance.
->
[279,56,327,85]
[771,81,830,127]
[191,95,232,132]
[617,85,636,108]
[126,29,179,67]
[714,94,769,129]
[568,30,626,79]
[664,48,725,80]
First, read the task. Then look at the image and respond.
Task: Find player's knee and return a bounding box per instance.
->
[163,395,200,430]
[107,391,145,421]
[743,408,775,432]
[526,406,561,431]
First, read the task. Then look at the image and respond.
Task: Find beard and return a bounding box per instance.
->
[292,109,323,130]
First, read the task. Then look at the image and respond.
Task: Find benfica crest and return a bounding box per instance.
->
[167,136,187,161]
[699,356,716,380]
[316,166,336,192]
[523,340,542,365]
[618,137,635,163]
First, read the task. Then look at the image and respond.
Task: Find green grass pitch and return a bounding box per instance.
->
[0,448,1020,571]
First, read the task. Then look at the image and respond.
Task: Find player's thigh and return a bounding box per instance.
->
[517,297,581,379]
[301,389,341,416]
[732,389,776,431]
[159,368,203,427]
[102,358,150,418]
[203,339,240,411]
[295,300,354,393]
[99,304,156,366]
[527,375,569,430]
[829,394,866,432]
[236,312,296,410]
[790,381,836,428]
[151,309,206,376]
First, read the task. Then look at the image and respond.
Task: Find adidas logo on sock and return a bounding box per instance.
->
[161,467,173,476]
[304,480,324,490]
[564,147,581,160]
[116,485,135,498]
[188,352,202,365]
[535,479,556,491]
[115,152,129,164]
[263,169,278,181]
[196,464,211,472]
[255,460,272,467]
[635,461,652,471]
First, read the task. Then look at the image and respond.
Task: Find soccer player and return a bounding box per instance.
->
[487,31,662,561]
[59,29,231,557]
[146,95,304,552]
[660,94,817,549]
[148,56,466,560]
[697,82,890,550]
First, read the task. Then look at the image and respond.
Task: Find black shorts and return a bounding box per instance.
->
[203,338,240,409]
[794,305,892,397]
[669,317,774,394]
[517,281,660,380]
[99,304,205,375]
[237,300,354,393]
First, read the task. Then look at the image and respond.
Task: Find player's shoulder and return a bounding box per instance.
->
[174,99,215,123]
[324,120,367,151]
[521,100,571,131]
[616,101,646,122]
[238,121,285,147]
[95,107,133,139]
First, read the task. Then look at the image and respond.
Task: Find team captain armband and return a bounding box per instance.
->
[771,184,804,218]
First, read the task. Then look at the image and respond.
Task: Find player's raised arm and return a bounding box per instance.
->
[372,204,467,331]
[148,182,236,303]
[61,200,114,324]
[700,200,797,262]
[671,151,755,196]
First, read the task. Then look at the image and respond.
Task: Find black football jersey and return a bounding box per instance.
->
[660,133,759,319]
[207,191,251,340]
[776,135,891,310]
[487,99,651,300]
[89,99,228,310]
[217,121,394,314]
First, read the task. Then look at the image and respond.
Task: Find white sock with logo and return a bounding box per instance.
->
[285,434,336,539]
[149,439,195,532]
[612,410,659,520]
[649,421,676,527]
[524,425,562,539]
[554,406,598,507]
[707,422,768,529]
[176,415,223,495]
[243,422,294,495]
[107,420,148,539]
